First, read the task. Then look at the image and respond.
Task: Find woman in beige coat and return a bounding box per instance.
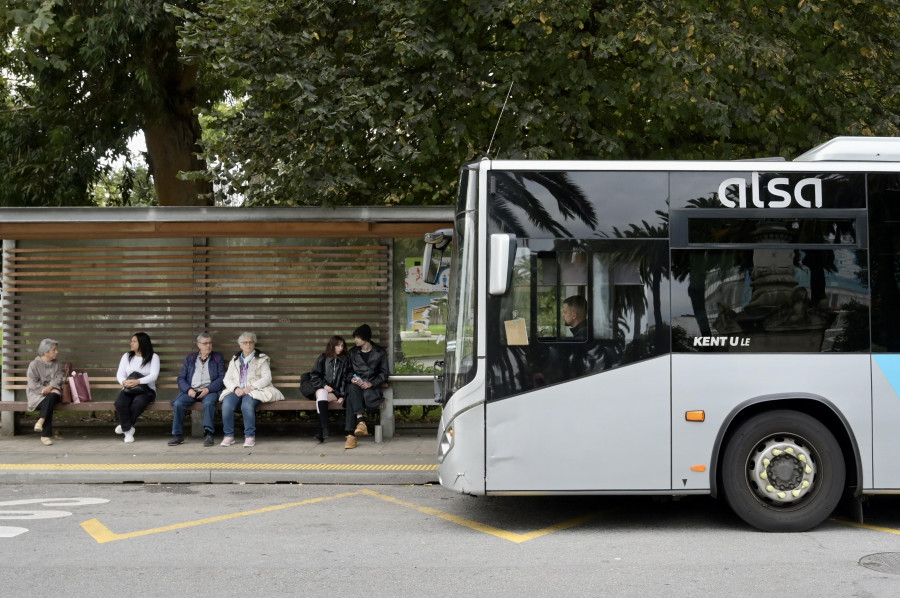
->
[26,338,65,446]
[219,332,284,447]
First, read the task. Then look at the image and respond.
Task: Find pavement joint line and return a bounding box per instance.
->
[0,463,438,471]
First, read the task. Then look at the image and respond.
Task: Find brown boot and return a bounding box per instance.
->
[344,435,357,449]
[354,421,369,436]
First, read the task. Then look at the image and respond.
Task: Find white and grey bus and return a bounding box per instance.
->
[422,136,900,532]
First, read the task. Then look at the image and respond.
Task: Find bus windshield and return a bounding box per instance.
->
[441,167,478,401]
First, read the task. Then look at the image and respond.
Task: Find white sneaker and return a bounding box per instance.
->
[243,437,256,447]
[123,427,135,443]
[115,425,123,434]
[220,436,235,447]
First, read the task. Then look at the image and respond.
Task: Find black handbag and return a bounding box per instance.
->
[123,371,151,395]
[299,372,317,399]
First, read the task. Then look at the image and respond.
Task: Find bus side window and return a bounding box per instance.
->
[536,253,558,338]
[539,251,588,340]
[500,247,532,345]
[592,254,615,341]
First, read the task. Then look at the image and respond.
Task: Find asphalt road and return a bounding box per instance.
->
[2,484,899,597]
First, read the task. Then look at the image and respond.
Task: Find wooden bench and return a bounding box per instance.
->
[0,376,439,440]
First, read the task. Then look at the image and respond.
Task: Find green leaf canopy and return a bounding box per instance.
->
[1,0,225,206]
[182,0,899,207]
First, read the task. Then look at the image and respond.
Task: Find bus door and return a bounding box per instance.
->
[483,239,672,491]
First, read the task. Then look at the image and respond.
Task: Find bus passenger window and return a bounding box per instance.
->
[536,253,557,337]
[537,251,588,340]
[500,247,532,345]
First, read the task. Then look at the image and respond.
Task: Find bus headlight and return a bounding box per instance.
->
[437,425,454,463]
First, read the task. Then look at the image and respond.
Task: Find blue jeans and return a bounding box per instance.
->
[170,392,220,435]
[220,392,261,438]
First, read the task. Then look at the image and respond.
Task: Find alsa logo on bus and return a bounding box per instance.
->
[718,172,822,209]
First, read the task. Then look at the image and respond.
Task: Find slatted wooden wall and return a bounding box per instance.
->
[1,238,390,396]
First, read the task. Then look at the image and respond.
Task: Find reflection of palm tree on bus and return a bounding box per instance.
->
[670,195,748,337]
[612,211,670,355]
[671,178,859,351]
[490,171,598,237]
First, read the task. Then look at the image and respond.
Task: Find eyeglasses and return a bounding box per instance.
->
[198,341,212,346]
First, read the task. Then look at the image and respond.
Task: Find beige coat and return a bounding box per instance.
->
[221,351,284,403]
[26,356,65,411]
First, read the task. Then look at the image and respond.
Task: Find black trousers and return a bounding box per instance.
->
[36,392,60,437]
[344,384,383,433]
[114,389,156,431]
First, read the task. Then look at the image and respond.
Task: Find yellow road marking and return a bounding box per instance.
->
[81,491,362,543]
[361,488,606,543]
[81,488,607,544]
[0,463,436,471]
[830,518,900,535]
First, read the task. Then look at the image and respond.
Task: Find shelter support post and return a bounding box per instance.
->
[1,239,17,437]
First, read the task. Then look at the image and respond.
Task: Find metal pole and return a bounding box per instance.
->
[1,239,17,436]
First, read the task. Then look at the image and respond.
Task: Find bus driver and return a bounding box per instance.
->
[562,295,588,340]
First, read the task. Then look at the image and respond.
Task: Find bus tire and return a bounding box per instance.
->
[721,410,845,532]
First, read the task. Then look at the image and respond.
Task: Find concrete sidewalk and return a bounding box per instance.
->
[0,423,439,485]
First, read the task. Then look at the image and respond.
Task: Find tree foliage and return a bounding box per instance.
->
[180,0,900,207]
[0,0,225,206]
[91,161,157,206]
[3,1,898,208]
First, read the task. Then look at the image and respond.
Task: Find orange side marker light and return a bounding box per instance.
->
[685,410,705,422]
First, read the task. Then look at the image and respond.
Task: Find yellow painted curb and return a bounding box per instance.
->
[0,463,437,471]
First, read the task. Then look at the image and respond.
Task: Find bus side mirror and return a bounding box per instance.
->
[489,233,517,295]
[422,228,453,285]
[422,243,437,283]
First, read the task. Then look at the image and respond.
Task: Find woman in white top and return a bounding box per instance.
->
[114,331,160,443]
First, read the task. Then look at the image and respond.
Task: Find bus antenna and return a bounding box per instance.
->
[486,80,514,159]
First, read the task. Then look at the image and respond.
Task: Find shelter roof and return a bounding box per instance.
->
[0,206,455,240]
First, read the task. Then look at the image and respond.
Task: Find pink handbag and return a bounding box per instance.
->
[68,371,92,403]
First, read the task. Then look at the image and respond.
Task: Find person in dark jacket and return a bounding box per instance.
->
[344,324,390,449]
[308,335,351,442]
[563,295,588,340]
[167,333,226,447]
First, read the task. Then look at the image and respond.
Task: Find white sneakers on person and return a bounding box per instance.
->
[123,427,135,443]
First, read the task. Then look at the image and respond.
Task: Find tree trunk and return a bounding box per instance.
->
[143,63,212,206]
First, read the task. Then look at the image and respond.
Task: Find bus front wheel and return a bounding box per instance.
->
[721,410,845,532]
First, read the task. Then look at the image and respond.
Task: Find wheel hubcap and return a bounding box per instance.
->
[748,437,817,506]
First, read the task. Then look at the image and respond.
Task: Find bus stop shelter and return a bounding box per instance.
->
[0,206,453,437]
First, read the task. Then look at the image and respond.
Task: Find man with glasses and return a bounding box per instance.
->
[167,333,226,447]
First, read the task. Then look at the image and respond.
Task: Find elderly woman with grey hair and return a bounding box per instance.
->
[26,338,65,446]
[219,332,284,447]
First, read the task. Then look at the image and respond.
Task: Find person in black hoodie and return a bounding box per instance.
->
[308,335,351,442]
[344,324,389,449]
